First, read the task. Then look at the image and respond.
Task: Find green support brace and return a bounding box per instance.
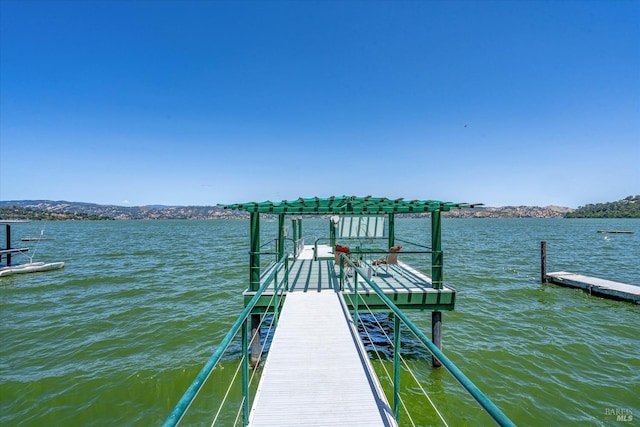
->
[278,214,285,260]
[388,213,395,248]
[250,212,260,291]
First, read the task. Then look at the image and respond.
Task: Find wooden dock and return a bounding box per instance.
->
[547,272,640,304]
[248,290,397,427]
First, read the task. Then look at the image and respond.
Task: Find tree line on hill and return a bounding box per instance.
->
[0,206,110,221]
[1,197,637,220]
[0,201,240,220]
[565,195,640,218]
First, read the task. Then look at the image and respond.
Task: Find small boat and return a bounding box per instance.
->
[1,220,64,277]
[0,261,64,277]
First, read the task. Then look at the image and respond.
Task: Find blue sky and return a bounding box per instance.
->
[1,0,638,208]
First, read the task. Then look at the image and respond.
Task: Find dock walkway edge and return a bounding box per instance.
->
[546,272,640,304]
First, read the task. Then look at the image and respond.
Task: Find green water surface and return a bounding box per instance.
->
[1,218,638,426]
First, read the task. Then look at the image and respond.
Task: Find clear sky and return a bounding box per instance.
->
[1,0,638,208]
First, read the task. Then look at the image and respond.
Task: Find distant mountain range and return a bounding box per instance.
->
[0,200,236,220]
[0,199,576,220]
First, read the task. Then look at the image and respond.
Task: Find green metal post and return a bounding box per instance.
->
[278,214,285,260]
[329,218,336,248]
[431,210,443,289]
[242,318,249,426]
[388,213,395,249]
[285,257,289,292]
[250,212,260,291]
[393,315,401,421]
[431,210,443,367]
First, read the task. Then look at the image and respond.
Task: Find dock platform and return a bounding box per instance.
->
[163,196,518,427]
[245,251,456,312]
[547,272,640,304]
[248,291,396,427]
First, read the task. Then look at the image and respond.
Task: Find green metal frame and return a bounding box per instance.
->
[166,196,505,426]
[222,195,481,214]
[227,195,479,297]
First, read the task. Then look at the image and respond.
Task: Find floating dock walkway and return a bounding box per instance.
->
[547,272,640,304]
[248,290,396,427]
[164,196,515,427]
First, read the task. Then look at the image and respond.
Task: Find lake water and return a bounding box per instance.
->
[1,218,638,426]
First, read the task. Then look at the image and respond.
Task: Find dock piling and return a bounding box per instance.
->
[432,311,442,367]
[541,241,547,284]
[250,314,261,368]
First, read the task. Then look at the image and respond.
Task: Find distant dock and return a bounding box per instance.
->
[597,230,634,234]
[546,272,640,304]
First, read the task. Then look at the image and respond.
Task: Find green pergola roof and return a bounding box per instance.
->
[221,195,481,214]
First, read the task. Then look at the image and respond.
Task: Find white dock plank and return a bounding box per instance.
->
[296,244,333,260]
[248,291,396,427]
[547,271,640,303]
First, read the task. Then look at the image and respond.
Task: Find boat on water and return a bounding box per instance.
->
[21,237,56,241]
[597,229,634,234]
[0,261,65,277]
[0,220,64,277]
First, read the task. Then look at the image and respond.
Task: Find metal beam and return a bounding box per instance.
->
[250,212,260,291]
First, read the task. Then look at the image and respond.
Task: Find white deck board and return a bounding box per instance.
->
[248,291,396,427]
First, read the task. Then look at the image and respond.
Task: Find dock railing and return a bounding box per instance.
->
[339,254,515,427]
[163,254,290,427]
[166,248,514,426]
